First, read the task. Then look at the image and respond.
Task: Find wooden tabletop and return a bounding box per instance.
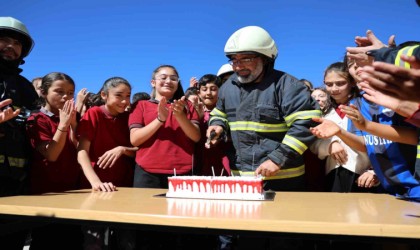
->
[0,188,419,239]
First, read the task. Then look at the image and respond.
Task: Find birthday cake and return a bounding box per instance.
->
[167,176,264,200]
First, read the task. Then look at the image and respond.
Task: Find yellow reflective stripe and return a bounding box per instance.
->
[210,108,227,118]
[229,121,288,132]
[282,135,307,155]
[209,116,229,125]
[0,155,4,164]
[8,157,26,168]
[231,165,305,180]
[417,145,420,159]
[284,110,322,127]
[395,48,406,67]
[395,45,420,68]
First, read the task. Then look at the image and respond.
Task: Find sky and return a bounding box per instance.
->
[2,0,420,97]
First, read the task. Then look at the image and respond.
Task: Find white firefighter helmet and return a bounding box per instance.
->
[224,26,278,60]
[217,63,234,77]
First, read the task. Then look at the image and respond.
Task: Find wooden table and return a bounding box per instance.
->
[0,188,419,242]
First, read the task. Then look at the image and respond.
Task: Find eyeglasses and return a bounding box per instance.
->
[324,80,348,87]
[228,56,259,66]
[154,74,179,83]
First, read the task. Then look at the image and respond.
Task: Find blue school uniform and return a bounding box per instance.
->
[350,96,420,200]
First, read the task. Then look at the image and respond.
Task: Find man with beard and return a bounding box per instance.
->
[0,16,38,250]
[206,26,320,249]
[208,25,320,190]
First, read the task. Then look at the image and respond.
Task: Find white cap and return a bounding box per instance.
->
[224,26,277,60]
[217,63,233,77]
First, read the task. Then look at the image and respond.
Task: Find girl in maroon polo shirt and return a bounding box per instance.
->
[77,76,136,192]
[26,72,83,249]
[26,72,80,194]
[77,77,137,250]
[128,65,201,249]
[129,65,201,189]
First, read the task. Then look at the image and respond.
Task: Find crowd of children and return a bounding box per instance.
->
[1,15,420,250]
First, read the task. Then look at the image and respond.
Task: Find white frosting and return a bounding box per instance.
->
[167,176,264,200]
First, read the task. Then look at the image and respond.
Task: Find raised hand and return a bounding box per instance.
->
[361,57,420,103]
[58,99,76,130]
[346,30,394,67]
[157,96,169,122]
[0,99,20,123]
[170,96,187,118]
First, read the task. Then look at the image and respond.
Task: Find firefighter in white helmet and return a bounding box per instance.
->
[208,26,321,191]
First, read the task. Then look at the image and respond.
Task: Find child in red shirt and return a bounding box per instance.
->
[26,73,80,194]
[129,65,201,188]
[195,74,233,176]
[26,72,83,249]
[129,65,201,249]
[77,76,136,191]
[77,77,136,250]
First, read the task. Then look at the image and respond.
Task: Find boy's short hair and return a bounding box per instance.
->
[198,74,222,88]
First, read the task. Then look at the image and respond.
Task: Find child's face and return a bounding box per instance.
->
[151,67,179,99]
[198,82,219,108]
[324,71,352,104]
[311,89,328,110]
[101,83,131,116]
[44,80,74,113]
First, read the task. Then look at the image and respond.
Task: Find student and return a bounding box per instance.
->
[195,74,232,176]
[31,77,42,97]
[77,76,135,191]
[303,87,332,192]
[26,73,80,194]
[342,30,420,199]
[77,77,136,249]
[309,62,376,193]
[311,103,419,199]
[358,82,420,182]
[129,65,200,249]
[26,72,83,250]
[129,65,200,188]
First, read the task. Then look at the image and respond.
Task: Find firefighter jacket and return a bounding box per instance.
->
[209,68,321,180]
[0,57,38,185]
